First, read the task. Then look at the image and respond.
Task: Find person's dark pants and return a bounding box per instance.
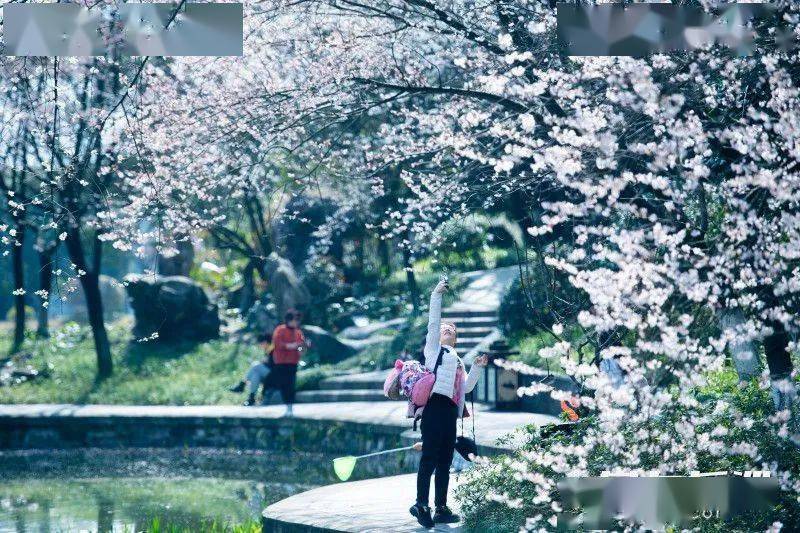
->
[269,363,298,405]
[417,393,458,507]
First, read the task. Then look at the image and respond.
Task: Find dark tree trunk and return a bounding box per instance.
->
[64,230,113,379]
[81,270,112,379]
[96,496,114,533]
[239,260,257,314]
[764,320,796,410]
[764,321,793,378]
[378,238,392,278]
[402,243,419,312]
[36,245,55,338]
[10,223,26,354]
[355,239,365,274]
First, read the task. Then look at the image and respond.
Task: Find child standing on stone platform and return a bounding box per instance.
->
[409,277,487,529]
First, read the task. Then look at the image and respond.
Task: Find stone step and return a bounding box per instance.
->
[453,325,495,334]
[457,334,493,344]
[457,340,486,349]
[447,318,498,329]
[441,308,498,319]
[317,370,387,391]
[457,334,491,342]
[446,322,498,335]
[292,389,396,403]
[457,341,481,350]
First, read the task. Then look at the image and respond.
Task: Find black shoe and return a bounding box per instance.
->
[229,381,245,393]
[243,394,256,406]
[409,503,434,528]
[433,505,460,524]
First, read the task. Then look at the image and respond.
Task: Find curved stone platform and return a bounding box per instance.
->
[256,404,557,532]
[263,473,463,533]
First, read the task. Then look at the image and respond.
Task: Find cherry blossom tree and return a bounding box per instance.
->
[259,0,800,529]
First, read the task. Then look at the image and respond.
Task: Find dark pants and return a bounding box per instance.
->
[267,364,298,405]
[417,393,458,507]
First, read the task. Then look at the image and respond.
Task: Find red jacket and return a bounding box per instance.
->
[271,324,305,365]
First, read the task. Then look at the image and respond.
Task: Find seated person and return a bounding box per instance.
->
[229,332,274,406]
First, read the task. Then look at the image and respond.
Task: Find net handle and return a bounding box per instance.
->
[355,445,415,460]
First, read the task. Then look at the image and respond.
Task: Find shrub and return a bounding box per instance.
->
[457,370,800,532]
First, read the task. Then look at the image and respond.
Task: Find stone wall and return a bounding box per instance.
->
[0,407,508,487]
[0,415,408,457]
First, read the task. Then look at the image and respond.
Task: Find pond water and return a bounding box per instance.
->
[0,447,359,532]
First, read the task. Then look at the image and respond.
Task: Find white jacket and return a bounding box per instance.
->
[424,291,482,416]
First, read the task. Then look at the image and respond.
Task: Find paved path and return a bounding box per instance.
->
[264,473,464,532]
[442,266,518,358]
[259,398,555,532]
[448,266,519,312]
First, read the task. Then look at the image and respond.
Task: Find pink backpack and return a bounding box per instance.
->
[383,359,436,406]
[384,350,469,429]
[384,347,450,405]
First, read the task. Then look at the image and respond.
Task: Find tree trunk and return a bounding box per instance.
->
[64,231,113,379]
[378,238,392,278]
[36,245,54,338]
[763,321,796,411]
[81,270,113,379]
[239,260,256,314]
[719,309,760,381]
[96,496,114,533]
[401,243,419,312]
[10,223,26,354]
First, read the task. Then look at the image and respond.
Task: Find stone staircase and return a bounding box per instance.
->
[293,306,501,404]
[441,307,499,355]
[297,370,392,403]
[290,307,499,403]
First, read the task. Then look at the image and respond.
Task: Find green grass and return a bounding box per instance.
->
[143,517,262,533]
[0,319,337,405]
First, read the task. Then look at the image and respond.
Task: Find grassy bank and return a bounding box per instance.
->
[143,518,262,533]
[0,319,339,405]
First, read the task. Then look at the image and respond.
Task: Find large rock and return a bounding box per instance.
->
[264,253,310,317]
[303,325,358,364]
[124,274,220,343]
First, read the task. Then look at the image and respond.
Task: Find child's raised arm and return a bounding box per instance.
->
[423,277,448,369]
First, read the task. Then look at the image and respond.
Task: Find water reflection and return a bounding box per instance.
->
[0,448,334,532]
[1,477,271,531]
[0,446,415,532]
